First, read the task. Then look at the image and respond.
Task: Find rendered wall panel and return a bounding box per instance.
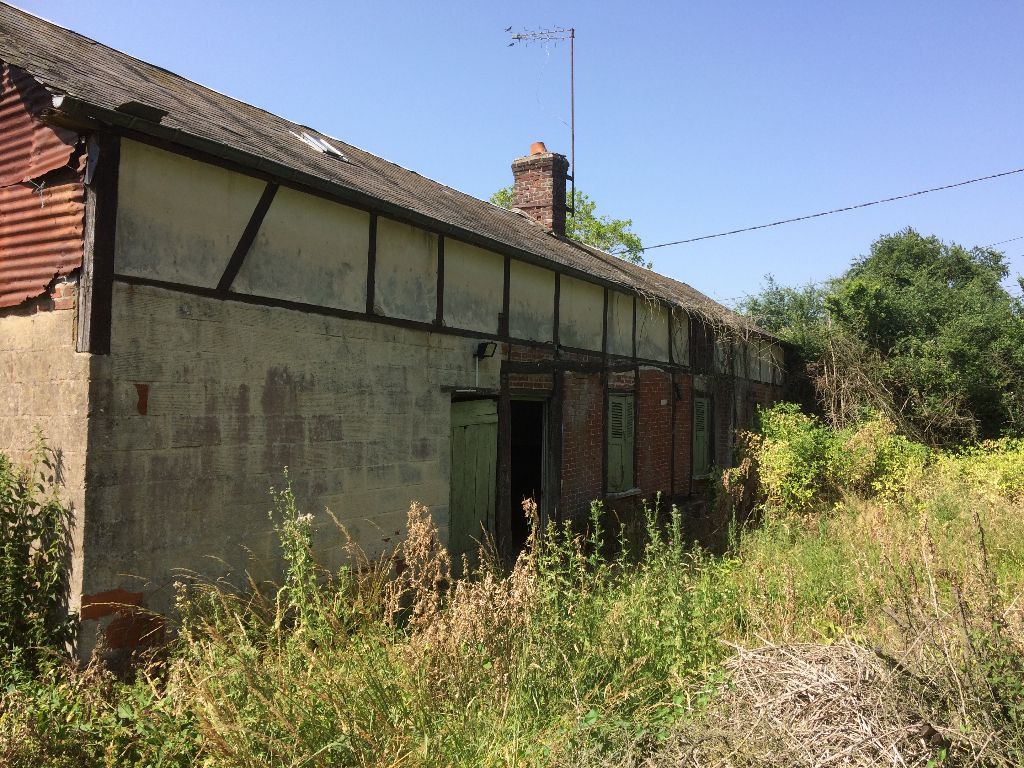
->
[116,139,265,288]
[234,186,368,311]
[606,289,634,357]
[509,259,554,342]
[671,309,689,366]
[637,299,670,362]
[559,275,603,351]
[443,239,503,334]
[373,217,437,322]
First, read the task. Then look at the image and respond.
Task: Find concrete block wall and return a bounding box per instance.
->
[80,282,501,621]
[0,280,90,613]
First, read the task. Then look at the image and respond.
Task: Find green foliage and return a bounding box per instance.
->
[491,186,648,267]
[0,661,197,767]
[736,274,830,358]
[739,229,1024,445]
[751,402,929,513]
[932,437,1024,502]
[167,496,733,766]
[828,229,1024,442]
[0,435,76,671]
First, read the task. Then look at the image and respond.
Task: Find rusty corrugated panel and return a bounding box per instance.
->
[0,61,78,185]
[0,181,85,306]
[0,60,84,308]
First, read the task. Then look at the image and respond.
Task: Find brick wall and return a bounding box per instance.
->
[636,368,672,497]
[673,373,694,497]
[558,370,603,521]
[508,342,555,394]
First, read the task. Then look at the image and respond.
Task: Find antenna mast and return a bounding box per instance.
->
[508,26,576,216]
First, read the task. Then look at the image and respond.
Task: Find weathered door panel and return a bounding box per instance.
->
[450,399,498,567]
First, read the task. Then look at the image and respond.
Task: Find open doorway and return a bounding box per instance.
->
[509,399,545,554]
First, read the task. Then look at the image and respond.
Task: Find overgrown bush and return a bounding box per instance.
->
[748,402,929,514]
[0,435,76,673]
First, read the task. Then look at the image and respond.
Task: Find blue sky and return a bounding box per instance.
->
[16,1,1024,304]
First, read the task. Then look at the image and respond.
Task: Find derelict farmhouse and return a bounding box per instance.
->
[0,4,785,651]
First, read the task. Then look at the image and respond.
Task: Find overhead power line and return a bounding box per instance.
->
[616,165,1024,254]
[985,234,1024,248]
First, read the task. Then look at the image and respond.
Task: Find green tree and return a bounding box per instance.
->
[736,275,830,357]
[827,229,1024,443]
[740,229,1024,445]
[490,187,648,267]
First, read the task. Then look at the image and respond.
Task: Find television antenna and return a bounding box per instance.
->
[508,26,576,216]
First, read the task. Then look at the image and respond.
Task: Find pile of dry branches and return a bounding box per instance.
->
[642,642,951,768]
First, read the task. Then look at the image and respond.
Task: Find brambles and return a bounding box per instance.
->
[0,433,76,673]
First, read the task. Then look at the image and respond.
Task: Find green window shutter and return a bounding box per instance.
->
[607,394,635,492]
[607,396,625,492]
[693,396,710,478]
[622,395,634,489]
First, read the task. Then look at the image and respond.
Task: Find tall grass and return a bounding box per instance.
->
[2,411,1023,766]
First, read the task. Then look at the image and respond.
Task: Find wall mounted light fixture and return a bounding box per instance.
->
[473,341,497,359]
[472,341,497,387]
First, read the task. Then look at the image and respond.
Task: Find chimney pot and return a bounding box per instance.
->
[511,142,569,236]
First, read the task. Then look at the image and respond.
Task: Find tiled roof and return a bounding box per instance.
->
[0,2,763,334]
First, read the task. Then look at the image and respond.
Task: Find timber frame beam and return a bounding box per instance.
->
[77,133,120,355]
[216,181,278,292]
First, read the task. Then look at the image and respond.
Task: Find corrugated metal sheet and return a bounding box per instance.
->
[0,61,78,185]
[0,180,85,306]
[0,59,84,308]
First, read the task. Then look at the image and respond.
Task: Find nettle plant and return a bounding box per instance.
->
[0,434,76,670]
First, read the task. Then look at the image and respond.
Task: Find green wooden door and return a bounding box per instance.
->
[450,399,498,567]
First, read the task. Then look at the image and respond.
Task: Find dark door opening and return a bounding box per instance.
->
[509,400,545,554]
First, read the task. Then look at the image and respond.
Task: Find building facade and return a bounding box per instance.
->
[0,5,784,653]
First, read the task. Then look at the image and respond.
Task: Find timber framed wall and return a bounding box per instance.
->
[85,134,784,605]
[1,67,785,652]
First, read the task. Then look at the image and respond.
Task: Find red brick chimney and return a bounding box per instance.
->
[511,141,570,236]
